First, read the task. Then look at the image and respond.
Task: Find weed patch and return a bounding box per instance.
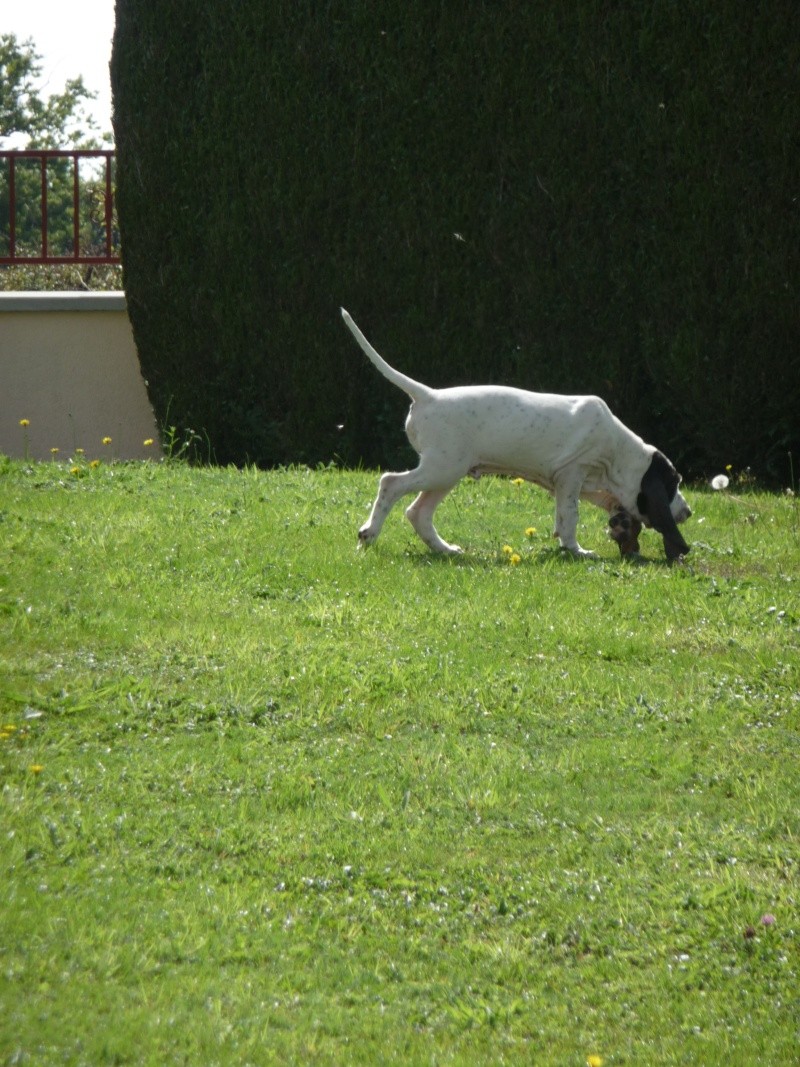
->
[1,460,797,1064]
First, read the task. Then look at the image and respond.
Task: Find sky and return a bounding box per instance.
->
[4,0,115,142]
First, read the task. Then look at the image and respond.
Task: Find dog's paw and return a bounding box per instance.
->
[357,526,377,548]
[426,543,463,555]
[566,546,598,560]
[667,553,688,568]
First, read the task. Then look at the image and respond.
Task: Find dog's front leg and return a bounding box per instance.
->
[553,474,597,559]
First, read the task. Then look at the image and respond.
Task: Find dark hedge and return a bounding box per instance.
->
[112,1,799,481]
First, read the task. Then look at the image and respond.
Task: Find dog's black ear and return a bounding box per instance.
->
[637,453,690,561]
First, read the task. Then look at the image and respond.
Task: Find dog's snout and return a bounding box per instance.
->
[672,492,692,524]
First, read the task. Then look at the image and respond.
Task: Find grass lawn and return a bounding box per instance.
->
[1,455,798,1065]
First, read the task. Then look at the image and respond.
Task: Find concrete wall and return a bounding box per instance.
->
[0,292,161,461]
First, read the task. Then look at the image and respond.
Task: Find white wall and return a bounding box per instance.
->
[0,292,161,461]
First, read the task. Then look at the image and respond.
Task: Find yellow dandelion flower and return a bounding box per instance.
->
[725,464,732,472]
[29,764,44,775]
[50,447,59,455]
[511,477,524,486]
[19,418,30,427]
[525,526,536,537]
[89,459,101,469]
[509,553,521,565]
[587,1056,604,1067]
[70,466,81,476]
[102,436,112,446]
[75,447,85,455]
[143,438,154,447]
[4,724,17,732]
[502,544,513,555]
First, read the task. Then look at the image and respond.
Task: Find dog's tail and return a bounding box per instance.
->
[340,309,433,401]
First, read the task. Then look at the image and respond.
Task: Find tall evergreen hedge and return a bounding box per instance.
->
[112,1,798,480]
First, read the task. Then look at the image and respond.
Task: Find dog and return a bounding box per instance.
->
[341,309,691,561]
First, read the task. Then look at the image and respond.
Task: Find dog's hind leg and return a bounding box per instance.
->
[359,468,444,547]
[405,488,462,554]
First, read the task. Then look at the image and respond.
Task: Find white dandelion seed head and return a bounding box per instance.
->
[711,474,730,490]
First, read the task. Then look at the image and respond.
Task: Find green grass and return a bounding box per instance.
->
[1,456,797,1066]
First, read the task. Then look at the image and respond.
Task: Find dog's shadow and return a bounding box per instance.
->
[399,544,676,570]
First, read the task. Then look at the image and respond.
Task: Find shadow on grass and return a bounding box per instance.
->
[396,544,678,570]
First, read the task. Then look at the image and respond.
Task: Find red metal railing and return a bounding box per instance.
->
[0,149,120,265]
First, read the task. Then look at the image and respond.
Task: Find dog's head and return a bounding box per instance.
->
[636,451,692,561]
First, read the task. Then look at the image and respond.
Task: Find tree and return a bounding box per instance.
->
[0,33,104,148]
[1,34,120,290]
[113,2,799,478]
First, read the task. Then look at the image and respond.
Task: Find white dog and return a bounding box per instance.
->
[341,309,691,561]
